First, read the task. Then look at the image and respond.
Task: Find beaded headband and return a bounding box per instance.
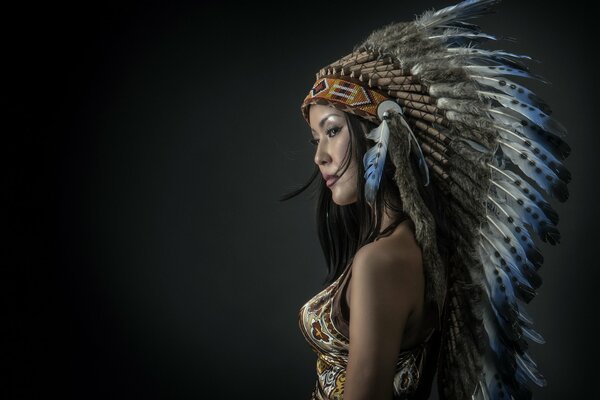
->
[301,76,392,125]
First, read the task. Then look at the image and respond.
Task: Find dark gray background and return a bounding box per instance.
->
[6,0,598,398]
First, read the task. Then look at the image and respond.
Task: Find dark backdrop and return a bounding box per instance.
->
[6,0,598,398]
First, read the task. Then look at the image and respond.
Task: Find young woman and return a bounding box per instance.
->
[281,1,571,399]
[298,103,448,399]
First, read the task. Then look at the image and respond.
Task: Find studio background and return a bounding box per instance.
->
[6,1,598,398]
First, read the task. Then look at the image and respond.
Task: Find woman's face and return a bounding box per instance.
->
[308,104,359,205]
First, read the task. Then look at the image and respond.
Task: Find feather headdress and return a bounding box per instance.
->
[300,0,570,398]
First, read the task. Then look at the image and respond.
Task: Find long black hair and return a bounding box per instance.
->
[280,110,451,287]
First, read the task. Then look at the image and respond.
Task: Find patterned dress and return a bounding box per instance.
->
[298,246,437,399]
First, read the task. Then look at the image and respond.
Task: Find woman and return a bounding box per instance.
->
[300,103,447,400]
[281,0,571,399]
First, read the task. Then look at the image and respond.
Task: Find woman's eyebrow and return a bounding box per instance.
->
[311,114,341,133]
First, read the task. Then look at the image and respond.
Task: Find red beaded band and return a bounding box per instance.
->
[301,76,391,125]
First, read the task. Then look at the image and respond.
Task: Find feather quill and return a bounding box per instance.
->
[398,114,431,186]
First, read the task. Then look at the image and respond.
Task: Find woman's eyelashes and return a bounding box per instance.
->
[309,126,342,146]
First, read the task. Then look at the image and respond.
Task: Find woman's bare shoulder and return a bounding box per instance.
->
[355,223,423,270]
[349,231,422,309]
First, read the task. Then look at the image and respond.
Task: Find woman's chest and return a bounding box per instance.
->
[298,276,350,363]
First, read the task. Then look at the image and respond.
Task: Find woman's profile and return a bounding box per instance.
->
[281,0,571,399]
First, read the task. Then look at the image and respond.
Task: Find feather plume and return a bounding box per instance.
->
[464,65,549,84]
[415,0,501,29]
[488,108,570,159]
[448,47,533,70]
[478,91,566,137]
[497,138,569,206]
[470,75,550,113]
[363,119,390,208]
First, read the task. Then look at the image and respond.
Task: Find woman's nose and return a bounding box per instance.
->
[314,141,331,166]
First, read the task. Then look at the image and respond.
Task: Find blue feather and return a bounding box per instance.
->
[481,287,545,393]
[470,75,551,114]
[429,31,498,46]
[489,108,571,160]
[482,196,542,290]
[363,120,390,208]
[479,231,536,328]
[487,173,548,265]
[464,65,549,84]
[479,227,536,296]
[479,90,566,137]
[497,138,569,209]
[449,47,533,72]
[490,163,559,228]
[488,170,561,246]
[494,124,570,183]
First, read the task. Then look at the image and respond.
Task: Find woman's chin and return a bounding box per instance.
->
[331,192,358,206]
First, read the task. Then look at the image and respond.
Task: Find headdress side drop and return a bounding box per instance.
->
[300,1,571,399]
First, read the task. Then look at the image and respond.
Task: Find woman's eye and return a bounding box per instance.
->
[327,126,340,137]
[309,126,341,147]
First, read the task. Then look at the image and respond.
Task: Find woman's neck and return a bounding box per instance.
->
[378,206,403,237]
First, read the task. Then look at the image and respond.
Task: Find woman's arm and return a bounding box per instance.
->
[343,239,424,400]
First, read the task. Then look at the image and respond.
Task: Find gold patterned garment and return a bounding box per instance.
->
[298,257,434,400]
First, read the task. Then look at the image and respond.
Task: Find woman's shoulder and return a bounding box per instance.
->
[346,223,426,340]
[349,224,424,302]
[355,222,423,272]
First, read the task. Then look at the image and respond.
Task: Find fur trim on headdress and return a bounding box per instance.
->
[386,111,447,329]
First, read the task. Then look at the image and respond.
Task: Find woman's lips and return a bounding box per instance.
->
[326,176,338,187]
